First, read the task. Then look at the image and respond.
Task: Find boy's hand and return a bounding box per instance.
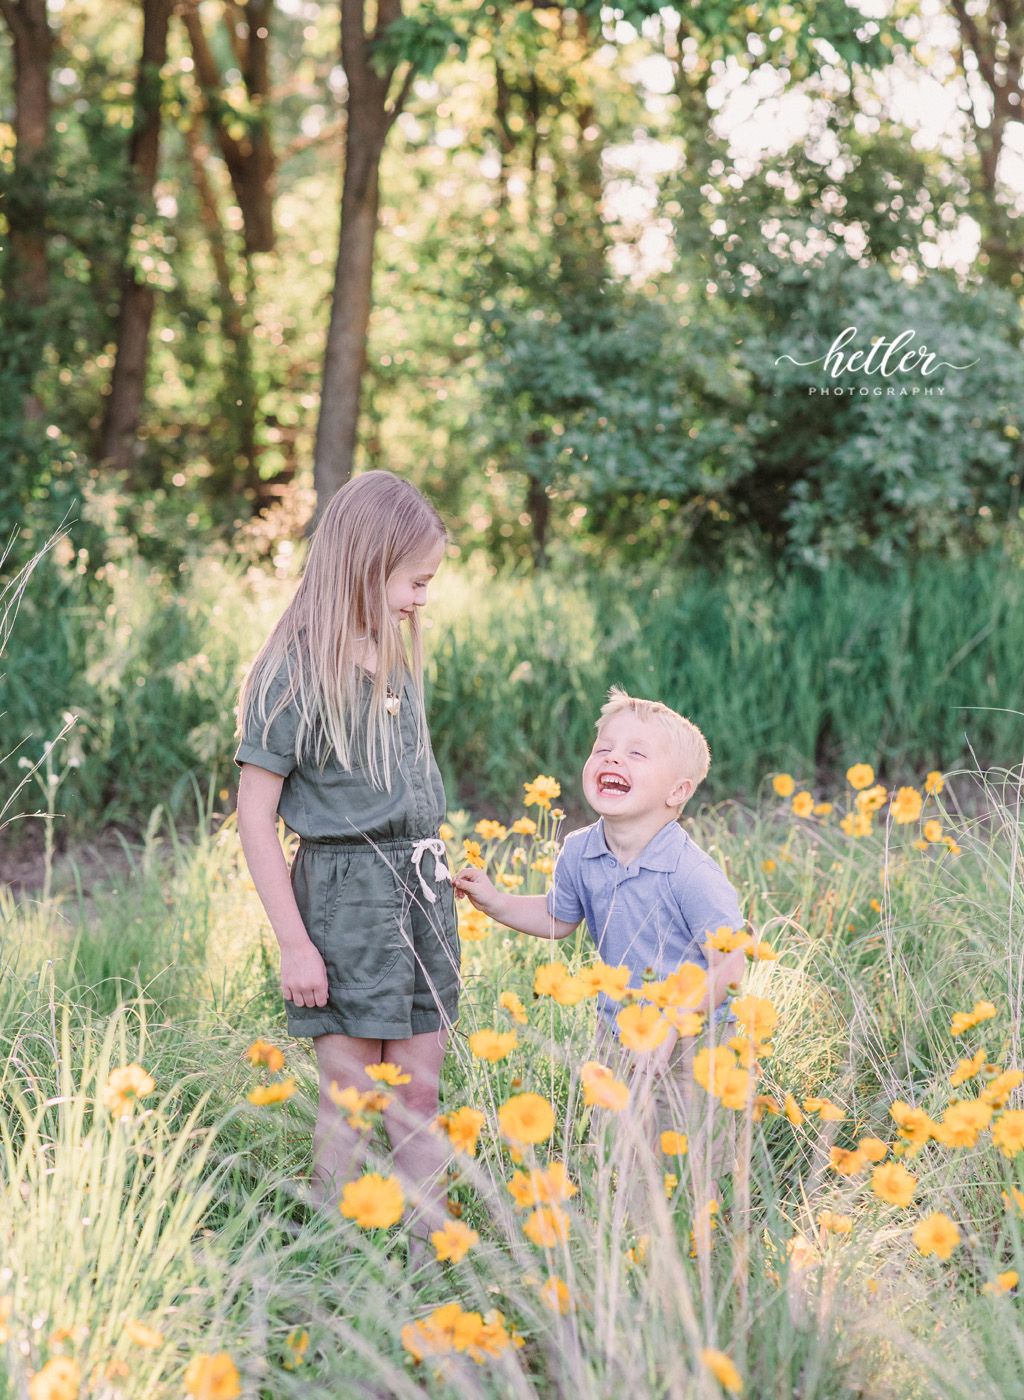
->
[453,865,501,915]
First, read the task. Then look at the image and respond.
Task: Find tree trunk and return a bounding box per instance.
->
[100,0,172,474]
[181,0,276,254]
[312,0,413,511]
[0,0,51,308]
[0,0,53,419]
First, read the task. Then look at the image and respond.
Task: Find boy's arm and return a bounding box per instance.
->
[702,947,747,1013]
[453,867,578,941]
[236,763,329,1007]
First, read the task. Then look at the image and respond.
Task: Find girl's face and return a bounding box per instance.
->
[385,535,446,625]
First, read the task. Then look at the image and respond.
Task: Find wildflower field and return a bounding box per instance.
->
[3,754,1024,1400]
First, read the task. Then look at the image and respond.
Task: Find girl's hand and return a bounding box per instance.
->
[452,865,499,914]
[280,939,330,1008]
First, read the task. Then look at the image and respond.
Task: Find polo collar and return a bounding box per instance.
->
[582,818,686,872]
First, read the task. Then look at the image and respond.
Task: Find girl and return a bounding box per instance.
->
[235,471,459,1257]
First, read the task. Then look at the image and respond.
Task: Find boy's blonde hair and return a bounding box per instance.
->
[239,471,446,790]
[596,686,711,789]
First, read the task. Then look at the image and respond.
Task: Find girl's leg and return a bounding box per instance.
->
[309,1033,383,1207]
[381,1028,449,1268]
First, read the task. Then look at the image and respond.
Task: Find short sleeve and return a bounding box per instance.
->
[546,841,586,925]
[234,665,300,778]
[675,854,744,941]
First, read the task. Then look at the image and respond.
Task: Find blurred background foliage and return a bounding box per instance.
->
[2,0,1024,831]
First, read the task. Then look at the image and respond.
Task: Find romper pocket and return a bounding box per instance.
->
[321,854,405,992]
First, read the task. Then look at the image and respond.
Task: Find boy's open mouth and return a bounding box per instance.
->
[597,772,631,796]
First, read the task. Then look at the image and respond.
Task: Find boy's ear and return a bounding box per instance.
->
[668,775,695,810]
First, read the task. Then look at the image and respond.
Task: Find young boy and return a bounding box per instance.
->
[454,687,747,1198]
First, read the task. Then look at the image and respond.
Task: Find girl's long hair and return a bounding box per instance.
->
[238,471,446,790]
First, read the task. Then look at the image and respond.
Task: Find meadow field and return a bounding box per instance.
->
[2,742,1024,1399]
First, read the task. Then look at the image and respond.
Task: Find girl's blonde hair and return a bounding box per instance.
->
[238,471,446,789]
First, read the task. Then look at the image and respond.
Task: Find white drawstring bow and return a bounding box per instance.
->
[410,838,451,904]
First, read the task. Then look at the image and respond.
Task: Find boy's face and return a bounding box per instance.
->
[582,713,694,821]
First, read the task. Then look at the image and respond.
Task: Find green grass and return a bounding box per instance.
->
[2,762,1024,1397]
[3,544,1024,830]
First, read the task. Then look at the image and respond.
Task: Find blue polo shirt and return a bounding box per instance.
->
[546,818,743,1028]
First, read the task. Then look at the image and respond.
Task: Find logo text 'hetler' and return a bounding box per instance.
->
[775,326,979,387]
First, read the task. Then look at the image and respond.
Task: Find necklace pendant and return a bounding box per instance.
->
[385,692,401,716]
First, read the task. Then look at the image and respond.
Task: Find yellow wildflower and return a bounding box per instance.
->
[586,962,633,999]
[704,925,753,954]
[507,1161,577,1208]
[761,859,775,873]
[982,1270,1018,1295]
[539,1277,572,1314]
[469,1029,518,1062]
[814,802,833,816]
[925,770,944,795]
[439,822,454,841]
[664,1008,705,1036]
[498,872,523,888]
[891,786,923,824]
[102,1064,155,1115]
[651,961,707,1009]
[992,1109,1024,1158]
[846,764,874,790]
[871,1161,917,1207]
[29,1359,82,1400]
[282,1329,308,1370]
[661,1130,688,1155]
[436,1106,485,1156]
[124,1319,164,1348]
[246,1039,284,1072]
[858,1136,888,1162]
[951,1001,997,1036]
[533,961,586,1004]
[458,906,491,941]
[772,773,795,797]
[829,1146,868,1176]
[950,1047,986,1087]
[855,783,888,813]
[462,839,485,869]
[803,1097,844,1121]
[580,1061,630,1110]
[733,994,778,1044]
[183,1353,241,1400]
[890,1099,937,1149]
[818,1210,853,1235]
[247,1077,297,1106]
[365,1062,411,1085]
[512,817,537,835]
[664,1171,678,1198]
[792,791,814,817]
[752,938,779,960]
[431,1220,479,1263]
[701,1347,743,1394]
[840,811,873,838]
[981,1068,1024,1107]
[523,1204,570,1248]
[498,1092,555,1145]
[475,819,507,840]
[339,1173,404,1230]
[523,775,561,810]
[912,1211,960,1260]
[933,1098,992,1148]
[923,820,942,843]
[498,990,528,1024]
[616,1004,670,1052]
[784,1093,804,1126]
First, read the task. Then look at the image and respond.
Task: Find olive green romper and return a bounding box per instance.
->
[235,664,460,1040]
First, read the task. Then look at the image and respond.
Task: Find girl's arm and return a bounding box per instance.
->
[236,763,329,1008]
[453,867,578,941]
